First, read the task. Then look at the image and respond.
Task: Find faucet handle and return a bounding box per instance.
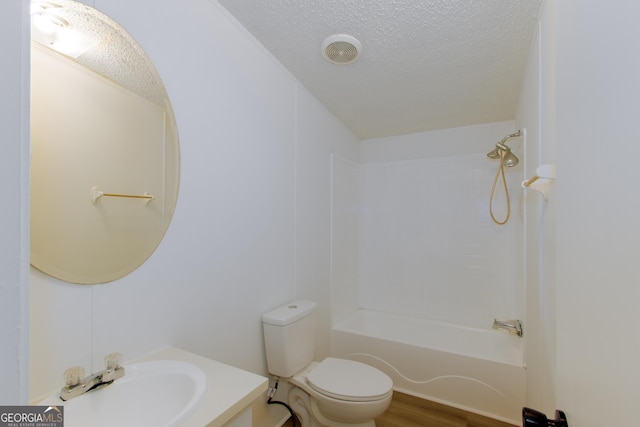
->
[64,366,85,387]
[104,352,123,370]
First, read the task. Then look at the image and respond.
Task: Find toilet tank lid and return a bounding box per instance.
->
[262,300,317,326]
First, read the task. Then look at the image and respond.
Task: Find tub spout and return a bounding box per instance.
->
[493,319,523,337]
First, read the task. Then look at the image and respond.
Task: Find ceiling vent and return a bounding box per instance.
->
[321,34,362,65]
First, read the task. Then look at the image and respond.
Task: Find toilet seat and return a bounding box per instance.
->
[306,358,393,402]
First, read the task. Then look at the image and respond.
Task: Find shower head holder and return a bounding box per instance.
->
[496,142,509,151]
[487,130,522,167]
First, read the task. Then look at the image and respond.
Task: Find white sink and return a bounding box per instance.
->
[40,360,207,427]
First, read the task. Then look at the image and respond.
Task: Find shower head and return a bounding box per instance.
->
[486,130,522,167]
[501,147,519,167]
[486,147,501,160]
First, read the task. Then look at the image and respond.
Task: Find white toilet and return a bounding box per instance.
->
[262,300,393,427]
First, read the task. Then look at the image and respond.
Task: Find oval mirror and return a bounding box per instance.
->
[30,0,180,284]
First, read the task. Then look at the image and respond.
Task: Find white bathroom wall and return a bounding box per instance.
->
[330,155,361,324]
[516,0,557,415]
[29,0,358,408]
[295,92,361,360]
[19,2,640,425]
[517,0,640,423]
[0,0,30,405]
[358,122,524,329]
[554,1,640,425]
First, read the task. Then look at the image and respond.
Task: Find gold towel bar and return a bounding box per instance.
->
[101,192,153,199]
[91,187,154,206]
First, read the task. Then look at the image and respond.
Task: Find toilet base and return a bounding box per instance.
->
[289,386,377,427]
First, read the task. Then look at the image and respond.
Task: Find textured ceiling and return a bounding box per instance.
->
[31,0,167,106]
[217,0,543,140]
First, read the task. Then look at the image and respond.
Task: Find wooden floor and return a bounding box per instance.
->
[283,391,517,427]
[375,392,517,427]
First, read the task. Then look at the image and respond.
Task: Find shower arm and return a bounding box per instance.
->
[496,130,522,149]
[487,130,522,159]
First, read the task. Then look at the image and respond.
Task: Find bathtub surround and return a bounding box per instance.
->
[331,121,524,326]
[332,121,523,325]
[328,121,525,422]
[358,121,523,330]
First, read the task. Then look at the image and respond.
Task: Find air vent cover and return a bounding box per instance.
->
[321,34,362,65]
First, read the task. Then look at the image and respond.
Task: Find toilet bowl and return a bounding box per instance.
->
[262,300,393,427]
[288,358,392,426]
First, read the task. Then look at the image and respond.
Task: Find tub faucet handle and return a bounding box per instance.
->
[514,319,523,337]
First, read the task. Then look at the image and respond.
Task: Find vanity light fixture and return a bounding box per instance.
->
[32,9,69,34]
[30,1,63,15]
[31,1,67,30]
[31,0,95,59]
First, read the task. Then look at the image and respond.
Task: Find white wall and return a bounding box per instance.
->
[516,0,557,415]
[555,1,640,425]
[0,0,30,405]
[17,1,640,425]
[356,122,524,330]
[28,0,358,413]
[295,91,360,359]
[330,155,361,324]
[519,0,640,424]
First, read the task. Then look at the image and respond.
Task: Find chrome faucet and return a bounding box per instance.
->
[60,352,125,401]
[492,319,523,337]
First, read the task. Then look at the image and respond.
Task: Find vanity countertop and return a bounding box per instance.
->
[135,346,268,427]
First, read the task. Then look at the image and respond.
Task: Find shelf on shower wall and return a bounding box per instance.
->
[522,164,555,198]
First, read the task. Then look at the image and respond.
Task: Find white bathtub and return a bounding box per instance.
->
[330,309,526,425]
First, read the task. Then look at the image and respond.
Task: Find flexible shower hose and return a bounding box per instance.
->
[489,151,510,225]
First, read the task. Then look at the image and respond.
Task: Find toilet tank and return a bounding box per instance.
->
[262,300,317,378]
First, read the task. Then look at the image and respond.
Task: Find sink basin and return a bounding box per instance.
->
[40,360,207,427]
